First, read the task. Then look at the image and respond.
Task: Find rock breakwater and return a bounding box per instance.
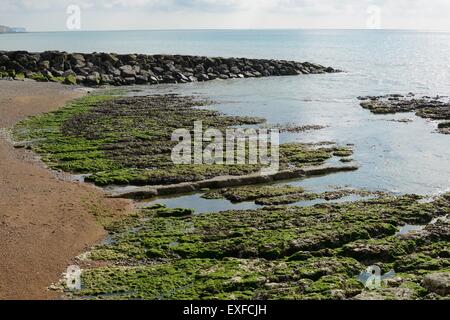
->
[0,50,340,86]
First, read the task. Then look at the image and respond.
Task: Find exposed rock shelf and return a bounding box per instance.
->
[109,163,359,199]
[0,50,340,87]
[358,94,450,134]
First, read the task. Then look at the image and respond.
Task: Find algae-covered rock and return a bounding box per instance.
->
[13,94,351,189]
[156,207,194,217]
[73,192,449,300]
[422,273,450,296]
[64,74,77,85]
[359,94,450,135]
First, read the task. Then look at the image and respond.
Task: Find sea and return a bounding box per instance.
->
[1,29,449,212]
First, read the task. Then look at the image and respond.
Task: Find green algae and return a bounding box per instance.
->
[64,74,77,85]
[29,73,48,82]
[75,257,366,300]
[203,185,306,203]
[12,91,449,300]
[13,72,25,80]
[202,185,388,205]
[12,93,350,187]
[70,193,450,300]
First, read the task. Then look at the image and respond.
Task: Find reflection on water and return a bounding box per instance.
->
[140,194,259,214]
[131,75,449,198]
[138,189,375,214]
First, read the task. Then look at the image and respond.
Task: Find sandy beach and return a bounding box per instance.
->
[0,80,131,300]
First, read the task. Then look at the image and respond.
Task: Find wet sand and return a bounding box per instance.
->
[0,80,132,300]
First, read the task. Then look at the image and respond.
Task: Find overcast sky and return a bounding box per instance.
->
[1,0,450,32]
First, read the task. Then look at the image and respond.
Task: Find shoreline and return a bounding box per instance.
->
[1,80,448,300]
[0,81,132,300]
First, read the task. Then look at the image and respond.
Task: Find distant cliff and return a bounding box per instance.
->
[0,25,26,33]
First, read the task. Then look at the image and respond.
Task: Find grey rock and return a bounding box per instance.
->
[152,66,165,74]
[0,55,10,64]
[194,64,205,73]
[174,72,189,82]
[119,65,136,78]
[135,75,148,84]
[102,53,120,65]
[204,57,216,68]
[113,76,125,85]
[422,273,450,296]
[124,77,136,85]
[85,72,100,85]
[75,75,86,84]
[38,60,50,70]
[230,66,240,74]
[41,70,52,78]
[101,74,114,84]
[353,288,418,300]
[197,73,209,81]
[62,70,76,77]
[51,70,64,77]
[162,75,176,83]
[148,76,159,84]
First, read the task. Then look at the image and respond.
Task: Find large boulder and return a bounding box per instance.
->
[75,75,86,84]
[64,74,77,85]
[124,77,136,85]
[119,65,136,78]
[102,53,120,65]
[100,74,114,84]
[85,72,100,85]
[135,75,148,84]
[38,60,50,70]
[422,273,450,296]
[70,53,86,68]
[197,73,209,81]
[62,69,76,77]
[152,66,165,75]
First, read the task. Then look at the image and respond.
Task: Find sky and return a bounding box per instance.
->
[1,0,450,32]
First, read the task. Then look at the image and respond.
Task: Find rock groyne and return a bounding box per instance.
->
[0,50,340,86]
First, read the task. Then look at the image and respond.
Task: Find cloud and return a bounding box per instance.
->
[1,0,450,31]
[1,0,449,14]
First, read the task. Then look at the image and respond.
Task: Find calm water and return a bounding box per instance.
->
[2,30,449,211]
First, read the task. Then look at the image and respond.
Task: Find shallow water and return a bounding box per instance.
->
[140,192,372,215]
[3,30,449,212]
[132,76,450,197]
[397,215,449,236]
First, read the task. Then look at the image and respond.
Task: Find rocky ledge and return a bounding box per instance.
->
[358,94,450,134]
[0,50,340,87]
